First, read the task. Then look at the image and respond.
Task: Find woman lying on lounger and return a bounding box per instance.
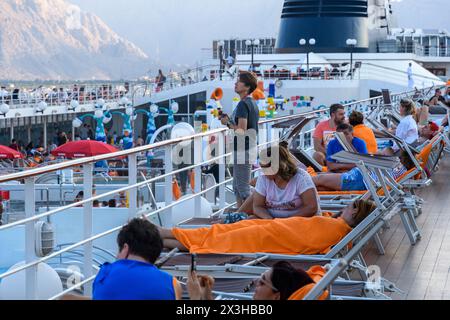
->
[222,142,320,222]
[312,150,416,192]
[188,261,328,300]
[154,199,376,255]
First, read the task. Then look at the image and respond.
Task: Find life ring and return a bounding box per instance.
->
[275,79,283,89]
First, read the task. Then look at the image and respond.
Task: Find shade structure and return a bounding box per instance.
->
[51,140,120,159]
[300,53,332,70]
[0,146,24,159]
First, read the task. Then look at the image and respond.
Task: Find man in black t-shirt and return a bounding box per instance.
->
[225,72,260,207]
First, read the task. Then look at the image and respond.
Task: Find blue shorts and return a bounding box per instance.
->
[341,168,367,191]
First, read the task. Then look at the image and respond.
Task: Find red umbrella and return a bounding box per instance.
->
[51,140,120,159]
[0,145,24,159]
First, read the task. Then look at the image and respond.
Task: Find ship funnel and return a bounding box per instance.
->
[276,0,370,53]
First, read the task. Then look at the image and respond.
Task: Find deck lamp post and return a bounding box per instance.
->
[299,38,316,79]
[245,39,260,72]
[346,39,358,80]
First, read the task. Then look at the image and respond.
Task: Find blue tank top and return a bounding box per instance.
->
[92,260,176,300]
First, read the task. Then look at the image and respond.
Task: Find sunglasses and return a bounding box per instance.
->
[260,162,272,169]
[244,271,279,293]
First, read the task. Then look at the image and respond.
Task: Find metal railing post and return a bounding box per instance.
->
[194,136,202,217]
[164,146,174,227]
[128,154,138,220]
[218,132,226,209]
[25,177,37,300]
[266,122,273,144]
[83,163,93,296]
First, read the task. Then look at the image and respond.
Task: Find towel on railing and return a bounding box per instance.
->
[172,216,352,255]
[288,266,329,300]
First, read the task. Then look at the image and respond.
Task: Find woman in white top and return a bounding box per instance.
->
[244,144,320,220]
[383,99,419,155]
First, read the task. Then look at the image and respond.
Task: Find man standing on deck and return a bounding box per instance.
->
[407,63,414,90]
[225,72,260,208]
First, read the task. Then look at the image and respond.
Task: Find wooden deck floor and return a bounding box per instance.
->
[363,156,450,300]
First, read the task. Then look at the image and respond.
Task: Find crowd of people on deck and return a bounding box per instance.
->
[61,74,449,300]
[0,83,131,105]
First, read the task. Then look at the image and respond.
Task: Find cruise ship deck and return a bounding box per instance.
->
[364,156,450,300]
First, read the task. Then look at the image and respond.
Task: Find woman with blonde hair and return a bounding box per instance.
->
[227,143,320,221]
[383,99,419,156]
[251,143,320,219]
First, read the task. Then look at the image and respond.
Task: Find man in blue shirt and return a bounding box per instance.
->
[92,218,181,300]
[63,218,182,300]
[326,123,368,173]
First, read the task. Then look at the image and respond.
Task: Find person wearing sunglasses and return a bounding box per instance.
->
[188,261,324,300]
[251,143,320,220]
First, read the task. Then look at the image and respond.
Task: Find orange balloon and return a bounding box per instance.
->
[210,88,223,101]
[252,88,266,100]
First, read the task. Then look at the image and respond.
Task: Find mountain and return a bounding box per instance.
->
[0,0,152,80]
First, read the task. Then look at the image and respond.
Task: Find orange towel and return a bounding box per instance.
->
[288,266,329,300]
[172,216,352,255]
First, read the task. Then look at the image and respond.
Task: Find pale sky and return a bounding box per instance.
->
[70,0,449,68]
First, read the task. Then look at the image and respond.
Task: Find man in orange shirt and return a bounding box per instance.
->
[313,104,346,166]
[349,111,378,154]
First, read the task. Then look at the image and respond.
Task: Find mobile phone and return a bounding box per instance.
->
[191,254,197,273]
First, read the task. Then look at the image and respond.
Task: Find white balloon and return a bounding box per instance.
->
[72,118,83,128]
[103,114,112,124]
[0,262,63,300]
[0,103,10,115]
[150,104,159,114]
[171,101,179,114]
[95,109,104,119]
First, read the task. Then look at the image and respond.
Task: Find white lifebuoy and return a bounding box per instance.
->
[275,79,283,89]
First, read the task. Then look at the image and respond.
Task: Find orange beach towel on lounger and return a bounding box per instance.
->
[172,216,353,255]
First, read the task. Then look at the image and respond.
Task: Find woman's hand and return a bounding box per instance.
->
[187,271,215,300]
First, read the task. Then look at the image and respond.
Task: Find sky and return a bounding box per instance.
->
[70,0,449,69]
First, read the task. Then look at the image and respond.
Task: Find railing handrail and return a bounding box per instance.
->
[0,127,225,184]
